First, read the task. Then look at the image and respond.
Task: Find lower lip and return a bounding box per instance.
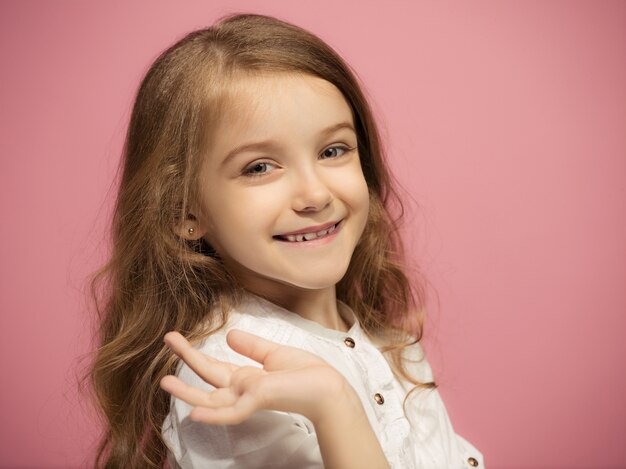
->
[274,219,344,247]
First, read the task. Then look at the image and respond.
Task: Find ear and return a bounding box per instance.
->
[174,213,209,241]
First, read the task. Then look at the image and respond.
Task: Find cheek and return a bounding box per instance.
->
[204,187,280,240]
[346,171,371,240]
[338,168,370,214]
[358,177,370,210]
[205,211,266,264]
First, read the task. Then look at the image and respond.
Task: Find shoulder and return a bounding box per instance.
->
[368,330,435,386]
[195,301,312,355]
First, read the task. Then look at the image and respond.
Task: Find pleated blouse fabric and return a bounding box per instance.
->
[162,291,485,468]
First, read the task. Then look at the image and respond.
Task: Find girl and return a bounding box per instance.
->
[89,12,484,469]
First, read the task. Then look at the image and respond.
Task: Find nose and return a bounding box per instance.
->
[291,167,333,212]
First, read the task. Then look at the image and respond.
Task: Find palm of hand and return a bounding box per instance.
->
[160,329,346,425]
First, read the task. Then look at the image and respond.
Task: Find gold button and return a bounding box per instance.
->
[343,337,355,348]
[467,457,478,467]
[373,393,384,405]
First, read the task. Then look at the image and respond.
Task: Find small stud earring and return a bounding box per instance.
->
[188,227,195,235]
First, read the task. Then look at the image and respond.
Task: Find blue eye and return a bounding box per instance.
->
[241,145,355,178]
[242,161,277,178]
[320,145,354,159]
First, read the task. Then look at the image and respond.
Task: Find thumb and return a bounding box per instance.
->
[226,329,281,365]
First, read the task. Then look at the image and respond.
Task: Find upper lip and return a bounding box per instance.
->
[276,220,341,237]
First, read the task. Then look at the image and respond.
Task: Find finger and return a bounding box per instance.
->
[160,375,237,408]
[164,331,234,388]
[189,393,258,425]
[226,329,281,366]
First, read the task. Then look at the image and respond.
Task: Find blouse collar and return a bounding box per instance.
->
[238,290,362,342]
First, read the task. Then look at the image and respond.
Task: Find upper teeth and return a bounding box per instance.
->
[284,223,337,242]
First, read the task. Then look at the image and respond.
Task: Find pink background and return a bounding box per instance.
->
[1,1,624,468]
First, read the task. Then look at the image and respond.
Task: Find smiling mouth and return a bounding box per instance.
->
[273,220,342,243]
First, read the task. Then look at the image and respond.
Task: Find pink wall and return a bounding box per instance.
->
[1,1,624,467]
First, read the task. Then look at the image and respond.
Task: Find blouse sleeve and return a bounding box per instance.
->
[400,340,486,468]
[161,336,324,469]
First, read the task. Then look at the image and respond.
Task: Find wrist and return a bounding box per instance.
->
[308,375,391,469]
[309,374,366,427]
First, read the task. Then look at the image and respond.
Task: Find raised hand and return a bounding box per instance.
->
[161,329,391,469]
[160,329,351,426]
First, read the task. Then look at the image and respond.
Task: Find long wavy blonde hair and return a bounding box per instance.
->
[88,12,434,468]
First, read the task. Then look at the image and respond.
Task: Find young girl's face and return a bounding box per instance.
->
[193,72,370,296]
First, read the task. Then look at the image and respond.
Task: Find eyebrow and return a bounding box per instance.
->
[220,121,356,166]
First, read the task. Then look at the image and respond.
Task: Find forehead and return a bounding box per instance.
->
[207,72,355,157]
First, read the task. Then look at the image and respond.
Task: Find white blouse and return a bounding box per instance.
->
[162,291,485,468]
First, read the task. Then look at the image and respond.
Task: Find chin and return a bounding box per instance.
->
[284,270,348,290]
